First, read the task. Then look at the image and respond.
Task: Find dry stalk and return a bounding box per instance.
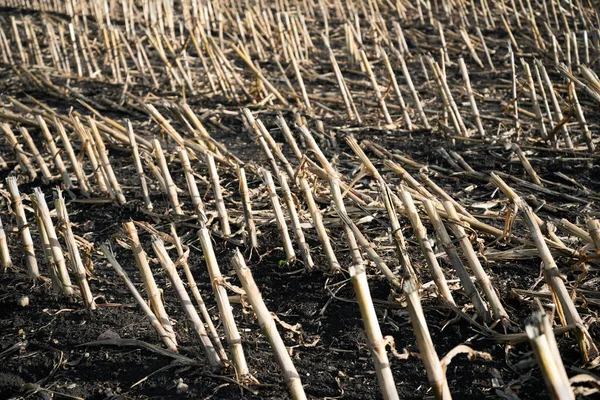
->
[536,60,573,149]
[231,250,307,399]
[32,187,73,295]
[521,59,548,141]
[1,123,37,180]
[55,190,96,310]
[556,219,593,244]
[460,29,484,68]
[178,104,221,155]
[261,168,295,261]
[70,116,108,192]
[569,83,595,152]
[324,236,400,399]
[458,58,485,137]
[404,277,452,399]
[345,136,415,278]
[418,173,473,218]
[6,177,39,279]
[279,173,314,269]
[100,244,178,352]
[322,33,361,122]
[123,221,178,345]
[384,160,433,199]
[56,117,91,196]
[526,311,575,400]
[428,57,466,136]
[169,225,228,361]
[380,46,413,129]
[242,109,294,180]
[491,173,598,360]
[35,201,61,292]
[290,51,311,110]
[127,119,152,210]
[89,118,126,204]
[395,50,430,129]
[243,110,282,176]
[358,49,393,125]
[146,158,168,193]
[153,139,183,215]
[336,207,402,291]
[298,124,364,266]
[151,236,223,370]
[232,44,288,105]
[587,219,600,251]
[298,174,341,273]
[145,104,220,164]
[511,144,542,186]
[177,147,205,222]
[237,167,258,249]
[507,43,521,134]
[36,116,74,188]
[207,153,231,237]
[18,127,53,183]
[256,118,296,180]
[398,187,456,305]
[0,216,12,272]
[422,199,489,320]
[197,225,253,381]
[275,114,302,160]
[443,201,508,324]
[475,27,495,71]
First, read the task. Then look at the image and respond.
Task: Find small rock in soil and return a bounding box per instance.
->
[97,330,120,340]
[175,378,189,394]
[17,296,29,307]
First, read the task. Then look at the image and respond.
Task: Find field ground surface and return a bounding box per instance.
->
[1,0,600,399]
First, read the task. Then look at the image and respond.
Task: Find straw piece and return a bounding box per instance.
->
[0,216,12,272]
[55,190,96,310]
[153,139,183,215]
[423,198,489,319]
[491,173,598,361]
[197,226,253,381]
[151,236,223,370]
[526,311,574,400]
[231,250,306,399]
[238,167,258,249]
[261,168,295,261]
[6,177,39,279]
[89,118,126,204]
[1,123,37,180]
[56,117,90,196]
[443,201,508,324]
[32,187,73,295]
[298,175,340,272]
[279,173,314,269]
[169,225,228,361]
[127,120,152,210]
[177,147,205,222]
[398,187,455,305]
[123,222,177,345]
[100,244,178,352]
[18,127,53,183]
[348,257,399,400]
[404,277,452,399]
[36,116,74,188]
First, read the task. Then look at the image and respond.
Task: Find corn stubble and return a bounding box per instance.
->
[1,0,599,398]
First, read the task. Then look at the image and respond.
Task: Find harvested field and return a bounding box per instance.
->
[0,0,600,399]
